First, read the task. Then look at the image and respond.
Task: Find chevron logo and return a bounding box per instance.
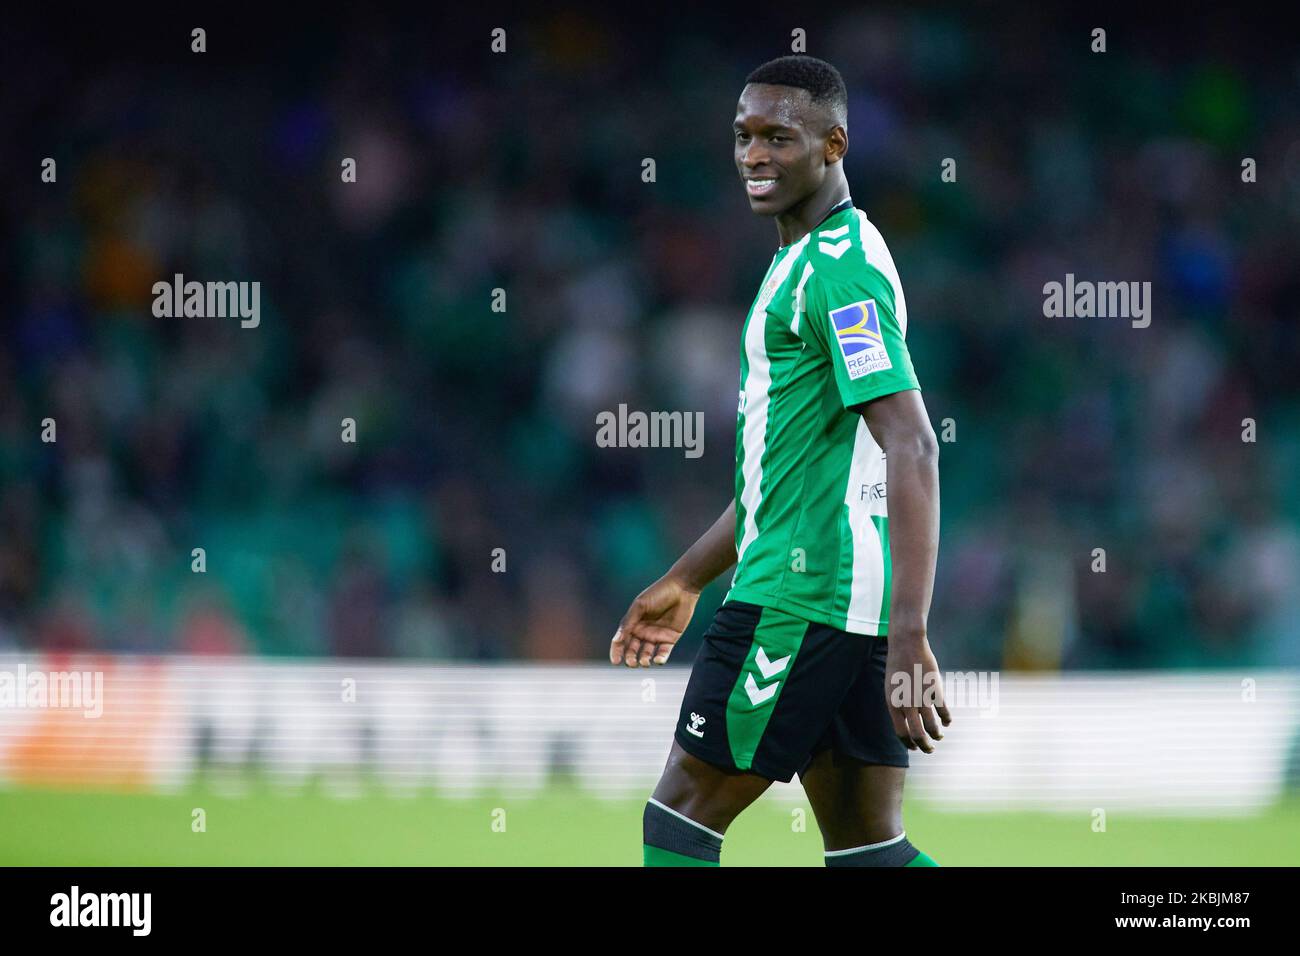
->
[818,238,851,259]
[744,647,792,705]
[755,647,791,679]
[745,673,779,705]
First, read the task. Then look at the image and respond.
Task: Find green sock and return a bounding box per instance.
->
[825,832,938,867]
[643,844,719,867]
[642,798,723,866]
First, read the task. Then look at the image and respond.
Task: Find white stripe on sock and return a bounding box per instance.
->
[823,831,907,857]
[647,798,725,841]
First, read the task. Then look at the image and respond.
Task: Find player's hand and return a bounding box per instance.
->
[884,635,951,753]
[609,575,701,668]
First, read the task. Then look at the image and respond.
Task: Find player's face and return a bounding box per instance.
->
[734,84,829,216]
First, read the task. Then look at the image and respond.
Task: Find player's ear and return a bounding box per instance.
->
[824,125,848,165]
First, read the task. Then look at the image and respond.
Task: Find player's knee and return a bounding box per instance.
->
[819,807,904,850]
[649,778,730,834]
[652,746,767,831]
[650,754,699,812]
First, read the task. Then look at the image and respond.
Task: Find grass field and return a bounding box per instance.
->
[2,782,1297,865]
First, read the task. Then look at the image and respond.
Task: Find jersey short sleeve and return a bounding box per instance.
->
[800,239,920,409]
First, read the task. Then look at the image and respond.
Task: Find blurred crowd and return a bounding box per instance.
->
[1,10,1298,668]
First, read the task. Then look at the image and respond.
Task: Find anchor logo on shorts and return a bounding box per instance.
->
[686,713,706,738]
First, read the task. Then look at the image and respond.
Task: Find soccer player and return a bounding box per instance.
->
[610,55,948,867]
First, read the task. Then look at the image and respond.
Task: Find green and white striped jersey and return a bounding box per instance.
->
[725,203,920,636]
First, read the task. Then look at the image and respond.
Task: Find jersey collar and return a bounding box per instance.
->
[777,197,855,251]
[817,197,854,226]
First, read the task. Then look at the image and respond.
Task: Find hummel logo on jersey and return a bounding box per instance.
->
[817,224,852,259]
[744,647,791,705]
[686,712,706,737]
[830,299,893,380]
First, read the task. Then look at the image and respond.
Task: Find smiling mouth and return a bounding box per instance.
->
[745,177,778,198]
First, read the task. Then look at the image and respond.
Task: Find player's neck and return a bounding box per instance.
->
[774,177,852,248]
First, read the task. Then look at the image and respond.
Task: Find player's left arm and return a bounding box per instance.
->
[802,251,951,752]
[854,389,951,753]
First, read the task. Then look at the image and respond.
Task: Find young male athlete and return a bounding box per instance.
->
[610,55,949,867]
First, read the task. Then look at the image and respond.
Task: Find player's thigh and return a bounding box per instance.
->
[670,602,867,787]
[799,749,906,848]
[655,603,779,831]
[651,741,772,833]
[659,602,864,831]
[798,636,911,848]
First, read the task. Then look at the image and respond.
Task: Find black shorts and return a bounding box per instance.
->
[674,601,908,782]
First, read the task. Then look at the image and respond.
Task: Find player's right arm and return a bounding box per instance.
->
[609,499,737,668]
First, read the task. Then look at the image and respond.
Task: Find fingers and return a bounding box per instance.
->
[621,631,659,668]
[637,640,656,667]
[623,636,642,667]
[936,701,952,726]
[919,704,944,743]
[610,625,642,667]
[612,619,676,667]
[926,682,952,728]
[909,710,934,754]
[613,600,650,667]
[634,637,677,667]
[892,707,938,753]
[906,709,934,753]
[885,665,952,750]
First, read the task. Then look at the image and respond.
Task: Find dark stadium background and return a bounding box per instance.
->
[4,7,1297,669]
[0,4,1298,868]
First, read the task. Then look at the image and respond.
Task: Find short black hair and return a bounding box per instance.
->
[745,55,848,129]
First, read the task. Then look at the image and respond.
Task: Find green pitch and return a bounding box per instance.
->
[1,783,1296,865]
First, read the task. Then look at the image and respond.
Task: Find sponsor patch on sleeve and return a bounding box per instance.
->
[830,299,893,380]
